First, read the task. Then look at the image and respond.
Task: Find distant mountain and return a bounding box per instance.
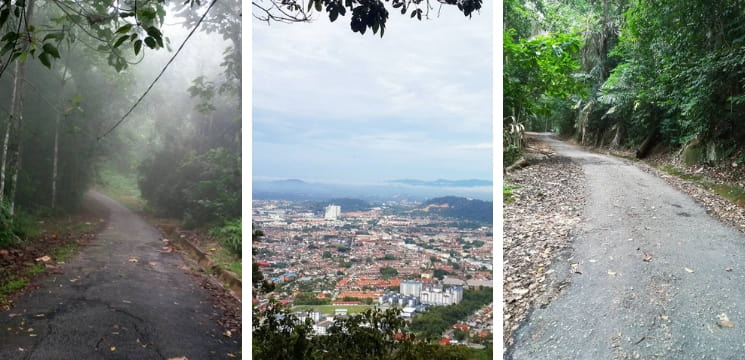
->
[253,179,493,202]
[390,179,492,187]
[419,196,493,223]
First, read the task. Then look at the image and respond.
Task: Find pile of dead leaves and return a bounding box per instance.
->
[200,275,241,336]
[503,155,586,349]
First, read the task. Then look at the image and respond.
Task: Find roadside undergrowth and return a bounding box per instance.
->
[0,213,103,309]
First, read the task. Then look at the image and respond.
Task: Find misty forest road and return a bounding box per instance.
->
[509,134,745,360]
[0,191,239,359]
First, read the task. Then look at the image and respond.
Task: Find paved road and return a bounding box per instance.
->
[0,191,240,359]
[508,134,745,360]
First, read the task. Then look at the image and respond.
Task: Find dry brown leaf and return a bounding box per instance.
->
[167,357,188,360]
[223,330,232,337]
[717,313,734,328]
[511,288,529,295]
[660,315,669,320]
[35,255,51,262]
[643,252,653,262]
[110,346,116,351]
[128,257,138,263]
[726,266,733,272]
[608,270,617,276]
[685,267,694,273]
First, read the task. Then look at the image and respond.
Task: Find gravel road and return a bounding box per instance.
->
[0,191,239,359]
[508,134,745,360]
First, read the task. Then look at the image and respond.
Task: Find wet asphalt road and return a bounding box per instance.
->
[0,191,240,359]
[508,134,745,360]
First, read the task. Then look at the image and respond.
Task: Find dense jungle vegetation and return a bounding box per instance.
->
[504,0,745,165]
[0,0,241,254]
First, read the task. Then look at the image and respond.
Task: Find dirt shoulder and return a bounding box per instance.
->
[503,134,586,349]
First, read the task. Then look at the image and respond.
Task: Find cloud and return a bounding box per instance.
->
[252,2,493,183]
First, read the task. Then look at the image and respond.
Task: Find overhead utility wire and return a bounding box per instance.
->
[97,0,218,141]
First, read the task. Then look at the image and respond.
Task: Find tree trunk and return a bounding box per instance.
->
[610,125,622,148]
[7,0,36,216]
[636,127,659,159]
[0,62,20,204]
[51,67,68,210]
[51,111,60,209]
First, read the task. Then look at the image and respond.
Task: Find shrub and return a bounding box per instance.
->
[210,218,241,256]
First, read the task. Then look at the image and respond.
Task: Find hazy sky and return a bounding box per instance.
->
[252,2,493,184]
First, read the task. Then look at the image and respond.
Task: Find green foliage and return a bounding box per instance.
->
[504,28,586,125]
[503,144,521,167]
[380,266,398,278]
[409,288,493,341]
[433,269,450,280]
[139,147,240,227]
[294,292,330,306]
[421,196,492,224]
[27,262,45,276]
[0,0,171,74]
[0,202,36,248]
[209,218,241,256]
[503,184,521,203]
[253,228,275,295]
[253,302,491,359]
[255,0,482,38]
[52,243,78,262]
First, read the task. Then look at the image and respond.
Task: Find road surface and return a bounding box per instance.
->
[0,191,240,359]
[508,134,745,359]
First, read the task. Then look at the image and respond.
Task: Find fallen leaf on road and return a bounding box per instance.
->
[685,267,694,273]
[511,288,529,295]
[128,257,138,263]
[571,263,581,274]
[167,357,188,360]
[608,270,617,276]
[717,313,734,328]
[148,262,157,267]
[110,346,116,351]
[223,330,232,337]
[226,354,236,358]
[660,315,669,320]
[643,252,653,262]
[33,314,45,318]
[35,255,51,262]
[122,300,131,304]
[726,267,733,272]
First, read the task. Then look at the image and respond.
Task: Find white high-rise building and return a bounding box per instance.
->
[324,205,341,220]
[420,285,463,306]
[400,280,423,297]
